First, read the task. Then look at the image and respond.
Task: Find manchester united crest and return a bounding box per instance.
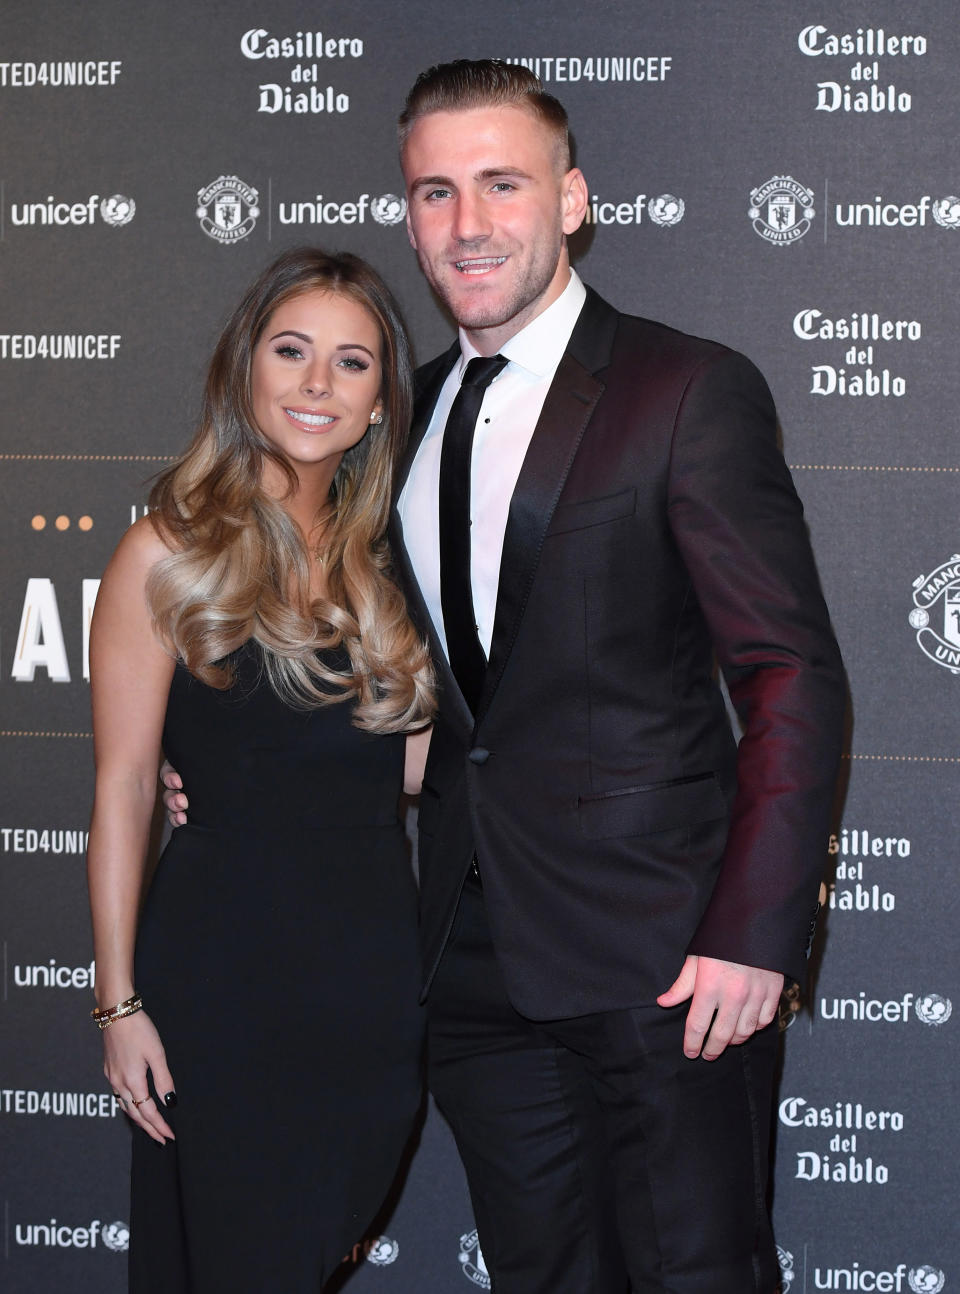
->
[749,175,816,245]
[458,1229,491,1288]
[909,553,960,673]
[776,1246,796,1289]
[196,175,260,244]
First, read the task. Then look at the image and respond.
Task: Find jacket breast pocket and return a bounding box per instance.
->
[578,772,727,840]
[545,487,636,537]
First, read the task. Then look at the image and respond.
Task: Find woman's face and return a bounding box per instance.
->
[250,287,384,483]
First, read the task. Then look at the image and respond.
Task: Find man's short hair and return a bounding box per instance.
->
[398,59,571,171]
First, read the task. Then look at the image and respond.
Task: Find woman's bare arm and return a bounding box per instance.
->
[403,726,432,796]
[87,517,177,1144]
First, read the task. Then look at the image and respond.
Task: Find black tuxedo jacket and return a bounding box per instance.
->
[390,287,845,1021]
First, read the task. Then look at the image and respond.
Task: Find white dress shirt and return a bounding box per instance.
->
[398,269,587,660]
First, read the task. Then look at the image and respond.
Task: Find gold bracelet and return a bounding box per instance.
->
[91,994,143,1031]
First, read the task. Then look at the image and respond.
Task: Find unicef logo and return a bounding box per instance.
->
[932,197,960,229]
[196,175,260,244]
[909,555,960,673]
[458,1228,490,1288]
[100,1220,130,1253]
[648,194,684,227]
[908,1267,945,1293]
[776,1245,796,1289]
[365,1235,399,1265]
[371,193,407,226]
[99,195,135,227]
[749,175,815,246]
[915,993,952,1026]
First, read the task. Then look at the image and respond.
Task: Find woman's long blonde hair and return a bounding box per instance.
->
[147,247,434,733]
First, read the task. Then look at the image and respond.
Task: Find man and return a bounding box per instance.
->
[391,60,844,1293]
[165,58,843,1292]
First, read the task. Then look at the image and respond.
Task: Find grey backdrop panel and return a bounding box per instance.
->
[1,3,956,1290]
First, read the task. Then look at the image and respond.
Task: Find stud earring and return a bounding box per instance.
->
[369,410,383,424]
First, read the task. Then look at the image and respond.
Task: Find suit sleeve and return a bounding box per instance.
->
[666,349,846,986]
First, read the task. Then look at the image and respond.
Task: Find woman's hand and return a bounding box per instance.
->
[102,1011,177,1145]
[159,759,189,827]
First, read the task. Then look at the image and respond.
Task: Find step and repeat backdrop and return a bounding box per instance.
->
[1,2,957,1291]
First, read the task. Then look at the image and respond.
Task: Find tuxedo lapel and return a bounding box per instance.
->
[393,290,621,731]
[476,292,620,721]
[475,354,603,721]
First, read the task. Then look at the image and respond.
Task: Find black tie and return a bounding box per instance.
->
[439,354,508,712]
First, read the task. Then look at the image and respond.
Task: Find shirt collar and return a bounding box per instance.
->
[456,269,587,380]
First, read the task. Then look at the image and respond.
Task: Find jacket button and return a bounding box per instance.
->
[468,747,490,765]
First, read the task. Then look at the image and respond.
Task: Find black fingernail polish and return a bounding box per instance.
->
[164,1091,178,1108]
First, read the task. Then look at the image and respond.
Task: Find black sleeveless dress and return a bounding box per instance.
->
[129,645,424,1292]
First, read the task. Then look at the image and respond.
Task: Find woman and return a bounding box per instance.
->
[86,248,433,1292]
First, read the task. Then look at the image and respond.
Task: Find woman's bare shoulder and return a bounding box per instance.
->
[106,514,178,577]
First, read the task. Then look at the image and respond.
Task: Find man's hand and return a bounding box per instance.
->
[159,760,188,827]
[657,954,783,1060]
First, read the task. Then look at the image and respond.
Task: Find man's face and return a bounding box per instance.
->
[402,104,586,353]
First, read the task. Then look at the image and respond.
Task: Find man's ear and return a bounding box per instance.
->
[561,167,588,236]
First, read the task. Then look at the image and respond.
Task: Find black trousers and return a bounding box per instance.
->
[427,877,780,1294]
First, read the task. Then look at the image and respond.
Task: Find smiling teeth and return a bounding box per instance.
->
[286,410,335,426]
[456,257,507,273]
